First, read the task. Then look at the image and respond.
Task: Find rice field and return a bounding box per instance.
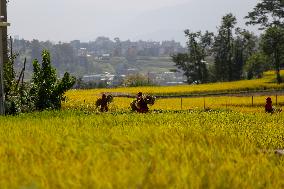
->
[63,94,284,113]
[2,71,284,188]
[66,71,284,97]
[1,110,284,189]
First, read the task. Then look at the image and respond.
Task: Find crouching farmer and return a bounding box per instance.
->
[265,97,273,113]
[131,92,155,113]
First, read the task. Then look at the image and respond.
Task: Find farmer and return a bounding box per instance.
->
[265,97,273,113]
[100,94,109,112]
[136,92,149,113]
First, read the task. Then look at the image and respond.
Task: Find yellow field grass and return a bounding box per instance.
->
[1,110,284,188]
[2,71,284,188]
[63,93,284,113]
[66,71,284,98]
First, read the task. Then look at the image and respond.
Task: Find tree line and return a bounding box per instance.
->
[173,0,284,84]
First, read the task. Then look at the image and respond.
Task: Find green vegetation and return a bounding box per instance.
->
[4,50,75,114]
[172,30,213,84]
[173,1,284,84]
[31,50,75,110]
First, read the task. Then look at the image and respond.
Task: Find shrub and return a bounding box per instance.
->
[30,50,76,110]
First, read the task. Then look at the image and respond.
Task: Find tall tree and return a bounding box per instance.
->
[232,29,258,80]
[172,30,213,84]
[246,0,284,83]
[213,13,237,81]
[243,52,270,79]
[261,26,284,83]
[245,0,284,29]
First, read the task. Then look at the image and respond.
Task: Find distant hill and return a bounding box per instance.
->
[123,0,259,43]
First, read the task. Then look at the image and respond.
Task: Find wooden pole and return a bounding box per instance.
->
[276,95,278,106]
[251,96,254,107]
[1,0,7,64]
[181,98,183,110]
[0,27,4,115]
[0,0,5,115]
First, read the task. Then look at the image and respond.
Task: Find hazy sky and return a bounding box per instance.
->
[7,0,259,44]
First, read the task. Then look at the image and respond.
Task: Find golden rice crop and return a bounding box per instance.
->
[2,71,284,188]
[66,71,284,98]
[63,71,284,113]
[63,94,284,113]
[1,110,284,188]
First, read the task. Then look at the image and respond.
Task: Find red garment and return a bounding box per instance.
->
[100,95,109,112]
[137,98,149,113]
[265,103,273,113]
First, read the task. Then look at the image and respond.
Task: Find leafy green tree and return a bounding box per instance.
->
[123,74,153,87]
[245,0,284,29]
[261,26,284,83]
[52,43,79,73]
[172,30,213,84]
[30,50,76,110]
[243,52,270,79]
[232,29,258,80]
[213,13,237,81]
[3,37,25,115]
[246,1,284,83]
[3,51,16,98]
[30,39,43,62]
[213,14,257,81]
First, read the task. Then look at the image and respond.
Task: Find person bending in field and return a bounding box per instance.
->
[136,92,149,113]
[100,94,109,112]
[265,97,273,113]
[96,94,113,112]
[131,92,155,113]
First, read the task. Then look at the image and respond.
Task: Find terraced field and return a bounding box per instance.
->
[1,71,284,189]
[64,71,284,113]
[66,71,284,98]
[1,110,284,189]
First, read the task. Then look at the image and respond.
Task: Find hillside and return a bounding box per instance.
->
[89,56,176,75]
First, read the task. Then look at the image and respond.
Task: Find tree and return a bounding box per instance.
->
[245,0,284,29]
[30,39,43,62]
[246,0,284,84]
[30,50,76,110]
[243,52,270,79]
[123,74,152,87]
[261,26,284,83]
[232,29,258,80]
[213,13,237,81]
[113,37,122,56]
[52,43,78,72]
[172,30,213,84]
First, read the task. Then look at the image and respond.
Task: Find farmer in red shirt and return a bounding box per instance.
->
[265,97,273,113]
